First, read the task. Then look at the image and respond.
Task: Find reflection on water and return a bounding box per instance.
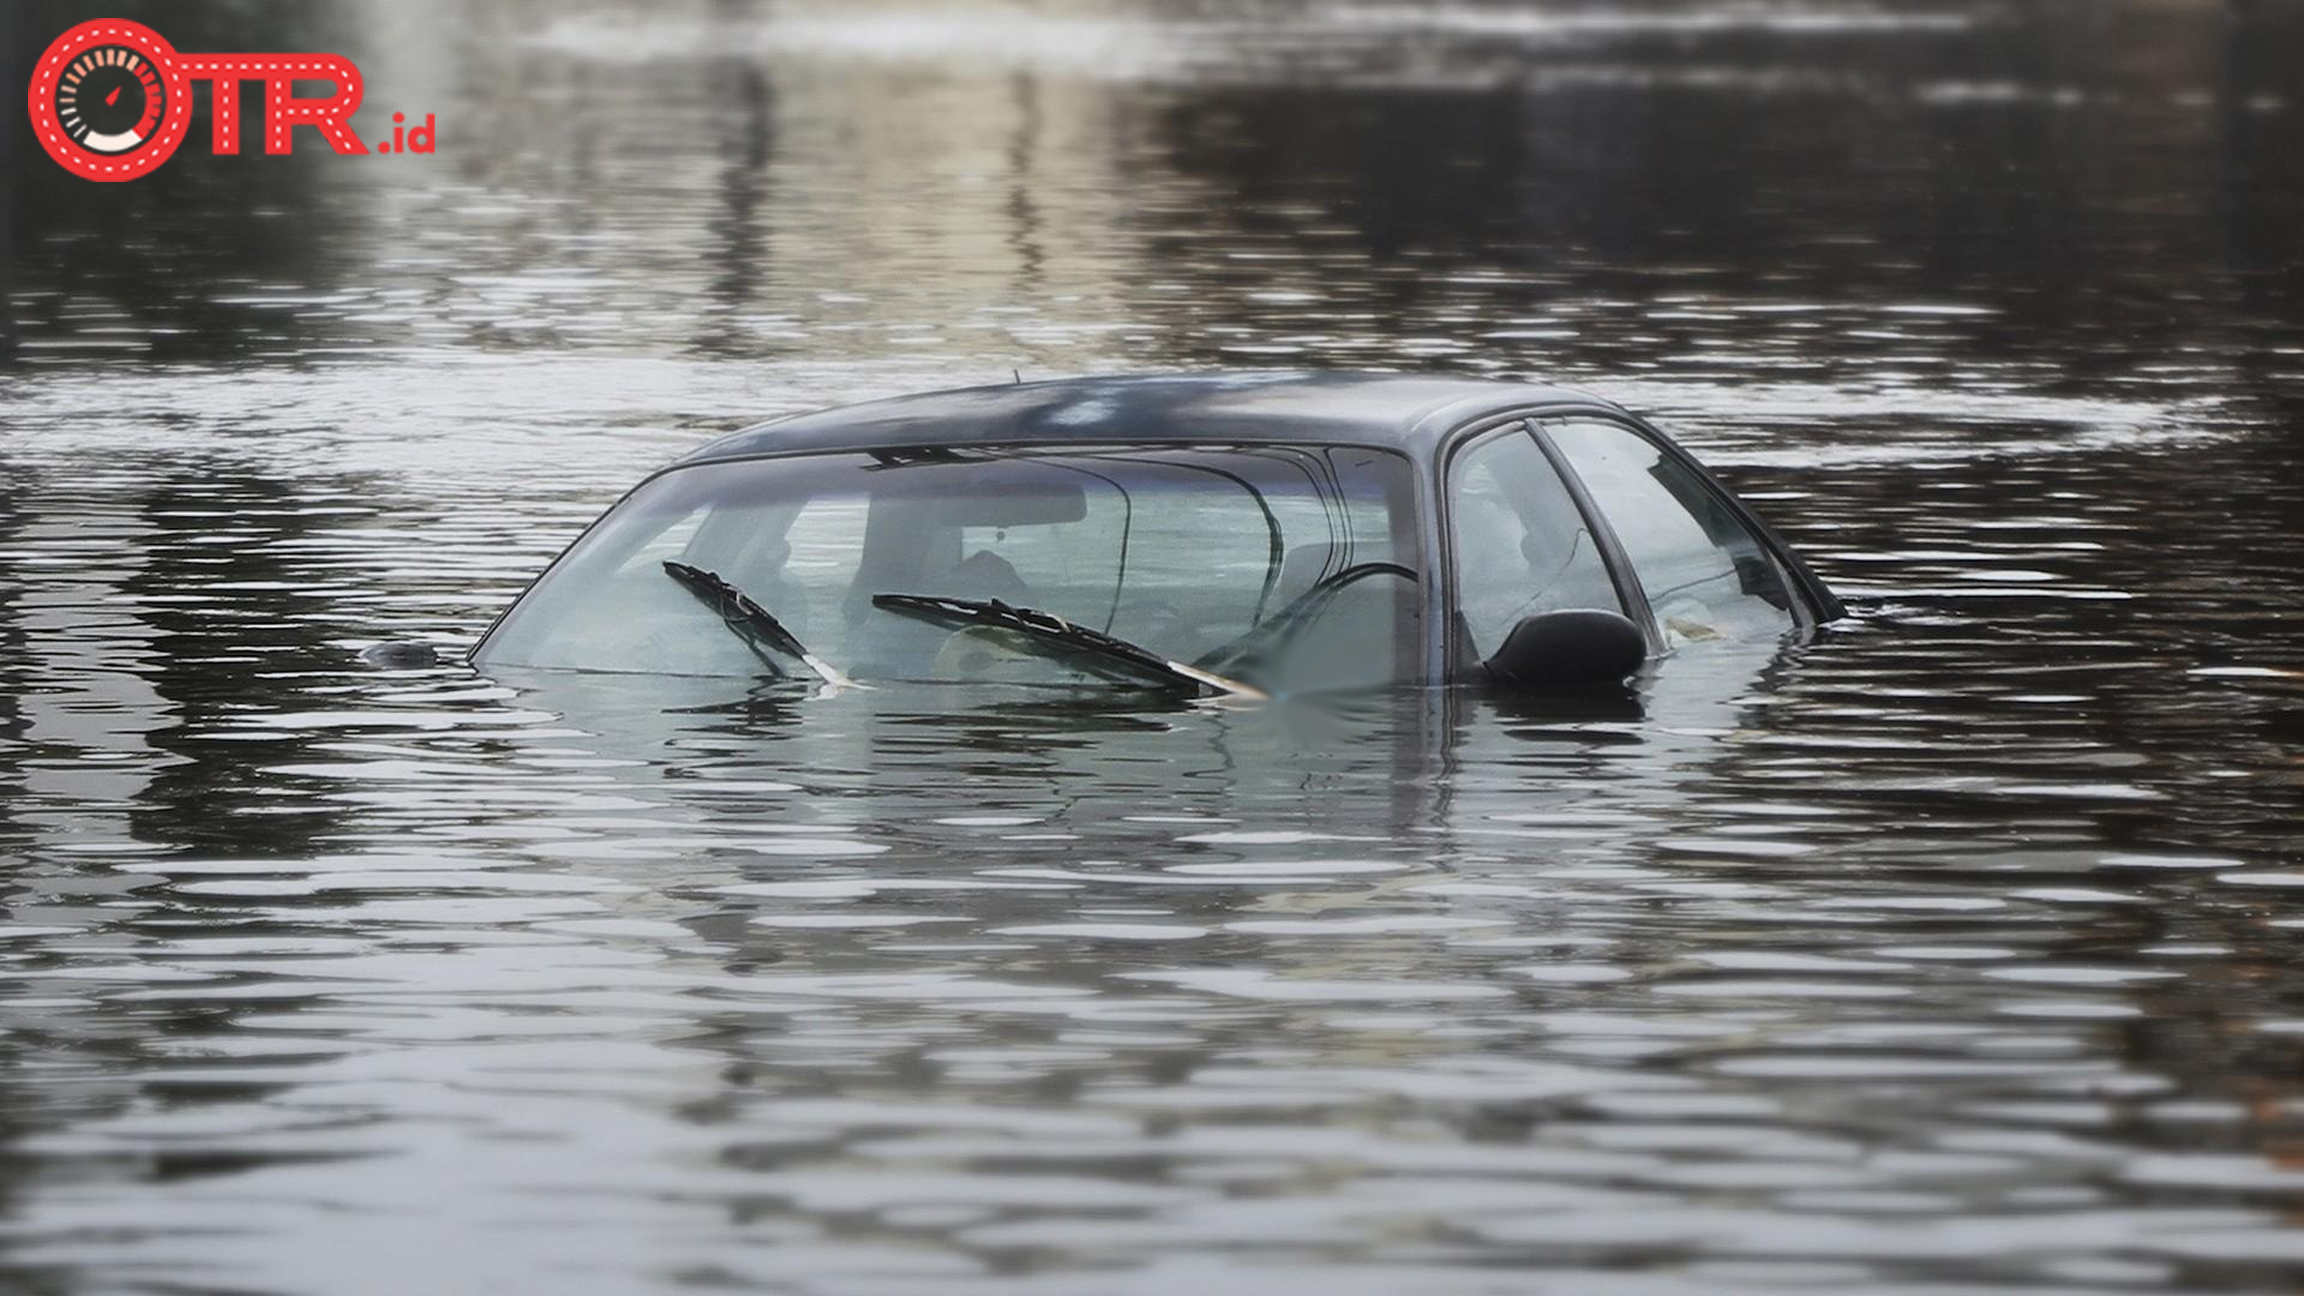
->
[6,0,2304,1291]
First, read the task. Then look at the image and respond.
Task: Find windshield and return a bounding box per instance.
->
[477,445,1422,692]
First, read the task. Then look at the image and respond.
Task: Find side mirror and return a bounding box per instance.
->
[1483,609,1645,692]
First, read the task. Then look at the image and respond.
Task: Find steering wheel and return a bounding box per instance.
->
[929,625,1089,685]
[1106,596,1206,654]
[1196,561,1418,671]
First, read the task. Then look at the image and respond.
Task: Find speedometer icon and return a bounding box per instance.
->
[28,19,196,181]
[55,44,165,155]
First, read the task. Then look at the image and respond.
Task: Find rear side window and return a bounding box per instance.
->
[1546,420,1794,648]
[1447,428,1623,661]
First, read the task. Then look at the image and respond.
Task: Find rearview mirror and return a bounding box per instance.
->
[1483,609,1645,691]
[926,485,1088,527]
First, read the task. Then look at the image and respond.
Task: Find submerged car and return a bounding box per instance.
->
[472,373,1841,696]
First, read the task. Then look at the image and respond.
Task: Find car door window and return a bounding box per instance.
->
[1546,420,1793,648]
[1447,427,1623,661]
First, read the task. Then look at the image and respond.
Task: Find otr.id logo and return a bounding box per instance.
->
[26,18,434,182]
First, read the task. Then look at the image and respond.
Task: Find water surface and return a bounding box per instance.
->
[5,1,2304,1291]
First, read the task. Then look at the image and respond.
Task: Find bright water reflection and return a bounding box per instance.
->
[5,0,2304,1291]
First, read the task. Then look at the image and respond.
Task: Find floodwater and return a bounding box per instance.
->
[4,0,2304,1291]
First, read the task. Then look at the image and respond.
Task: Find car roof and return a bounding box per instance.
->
[678,371,1617,464]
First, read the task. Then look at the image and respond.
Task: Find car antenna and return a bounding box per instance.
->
[1013,368,1025,384]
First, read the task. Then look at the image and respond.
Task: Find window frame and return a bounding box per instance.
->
[1433,406,1840,682]
[1434,416,1659,677]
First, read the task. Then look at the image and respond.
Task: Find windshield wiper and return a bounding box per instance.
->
[663,561,860,688]
[870,593,1266,700]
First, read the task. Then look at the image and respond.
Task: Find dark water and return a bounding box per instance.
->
[6,1,2304,1291]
